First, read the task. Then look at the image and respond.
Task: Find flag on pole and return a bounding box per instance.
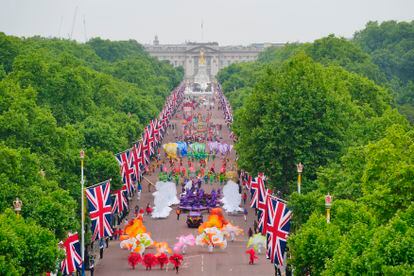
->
[151,119,160,145]
[144,125,155,155]
[86,180,113,240]
[131,142,144,181]
[250,177,259,209]
[111,187,128,214]
[257,175,272,233]
[141,137,150,165]
[266,196,292,266]
[115,150,135,195]
[60,232,82,275]
[258,192,272,235]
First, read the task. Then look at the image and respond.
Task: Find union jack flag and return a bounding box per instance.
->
[257,176,272,234]
[157,119,165,140]
[144,125,155,155]
[131,142,144,181]
[151,119,161,145]
[266,196,292,266]
[250,177,259,209]
[258,192,272,235]
[140,138,151,165]
[245,175,252,189]
[86,180,113,240]
[111,187,128,214]
[60,232,82,275]
[115,150,135,195]
[160,113,169,131]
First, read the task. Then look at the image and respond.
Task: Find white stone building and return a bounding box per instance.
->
[144,36,284,81]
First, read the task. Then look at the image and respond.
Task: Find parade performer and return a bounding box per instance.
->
[173,234,196,254]
[146,203,153,215]
[247,233,266,254]
[246,249,258,265]
[157,253,168,270]
[128,252,142,269]
[154,241,172,255]
[119,218,153,254]
[143,253,157,270]
[169,253,184,274]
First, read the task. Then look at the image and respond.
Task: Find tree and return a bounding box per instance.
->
[0,32,183,269]
[0,209,62,275]
[233,54,362,191]
[288,213,341,275]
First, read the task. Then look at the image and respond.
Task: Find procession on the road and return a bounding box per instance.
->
[3,2,412,275]
[57,50,290,276]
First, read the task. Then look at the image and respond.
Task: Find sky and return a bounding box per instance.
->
[0,0,413,45]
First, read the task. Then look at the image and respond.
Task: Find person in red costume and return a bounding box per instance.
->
[157,253,168,270]
[146,203,153,215]
[246,249,258,265]
[142,253,157,270]
[169,253,184,274]
[128,252,142,269]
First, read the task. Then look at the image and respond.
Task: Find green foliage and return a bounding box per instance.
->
[288,214,341,275]
[354,20,414,122]
[258,43,304,64]
[0,33,182,273]
[219,35,387,113]
[216,62,263,110]
[0,144,78,239]
[0,32,21,73]
[354,21,414,83]
[308,35,386,83]
[217,21,413,274]
[87,37,147,62]
[0,209,62,275]
[324,204,414,275]
[233,54,394,192]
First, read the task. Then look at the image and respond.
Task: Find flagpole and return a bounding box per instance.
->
[80,150,85,276]
[87,179,113,189]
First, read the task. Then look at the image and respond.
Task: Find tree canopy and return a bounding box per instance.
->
[218,20,413,275]
[0,32,183,273]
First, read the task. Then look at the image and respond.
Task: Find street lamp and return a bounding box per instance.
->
[296,162,304,194]
[13,197,22,215]
[80,150,85,276]
[325,193,332,223]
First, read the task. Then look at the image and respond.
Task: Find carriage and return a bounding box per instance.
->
[186,211,203,228]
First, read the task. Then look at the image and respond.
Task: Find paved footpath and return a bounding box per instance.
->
[94,93,274,276]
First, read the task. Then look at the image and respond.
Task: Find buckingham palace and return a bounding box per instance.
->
[144,36,284,81]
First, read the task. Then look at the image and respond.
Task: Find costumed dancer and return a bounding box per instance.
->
[246,249,258,265]
[157,253,168,270]
[128,252,142,269]
[169,253,184,274]
[143,253,157,270]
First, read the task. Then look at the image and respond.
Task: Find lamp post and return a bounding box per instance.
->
[13,197,22,215]
[325,193,332,223]
[80,150,85,276]
[296,162,304,194]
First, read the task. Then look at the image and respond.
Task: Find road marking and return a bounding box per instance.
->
[201,254,204,272]
[184,254,202,259]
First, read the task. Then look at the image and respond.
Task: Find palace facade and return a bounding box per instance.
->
[144,36,284,81]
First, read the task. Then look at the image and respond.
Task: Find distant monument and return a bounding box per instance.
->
[193,49,210,92]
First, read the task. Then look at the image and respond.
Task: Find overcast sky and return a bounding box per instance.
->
[1,0,413,45]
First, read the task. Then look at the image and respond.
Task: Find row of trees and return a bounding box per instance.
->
[0,33,183,274]
[217,21,414,274]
